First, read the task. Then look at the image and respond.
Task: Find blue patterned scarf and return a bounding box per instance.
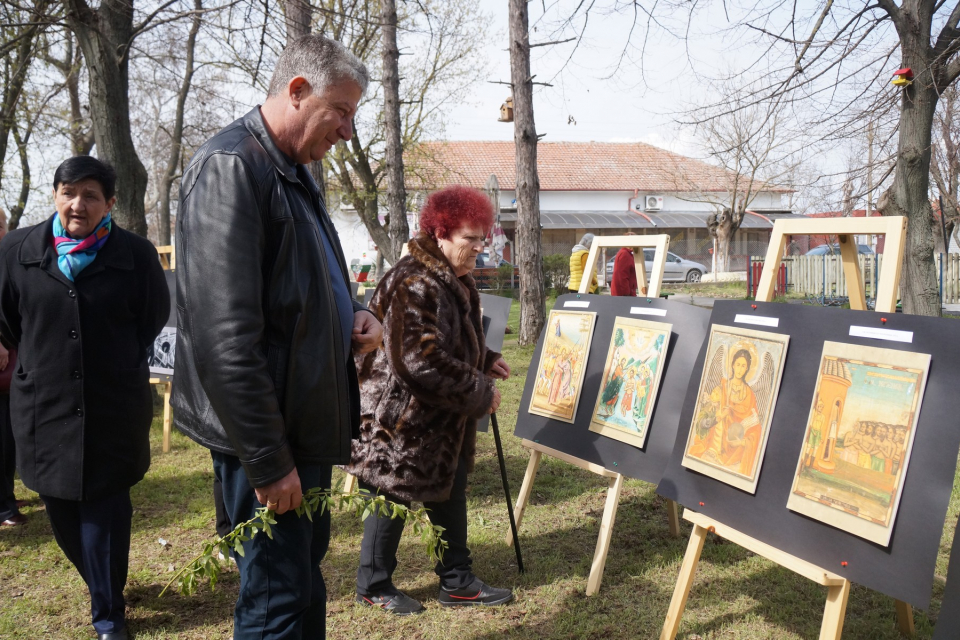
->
[52,213,113,281]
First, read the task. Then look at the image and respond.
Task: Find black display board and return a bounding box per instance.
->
[477,293,513,433]
[148,270,177,382]
[514,293,711,484]
[657,300,960,608]
[934,517,960,639]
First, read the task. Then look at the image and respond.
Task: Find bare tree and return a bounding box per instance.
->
[42,31,95,156]
[932,85,960,253]
[155,0,203,246]
[381,0,408,262]
[0,1,53,181]
[509,0,545,346]
[323,0,489,265]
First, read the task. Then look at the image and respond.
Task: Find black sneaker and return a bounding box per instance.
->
[356,589,425,615]
[438,577,513,607]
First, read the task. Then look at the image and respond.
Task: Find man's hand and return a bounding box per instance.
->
[0,344,9,372]
[488,386,502,414]
[489,357,510,380]
[254,468,302,515]
[352,310,383,355]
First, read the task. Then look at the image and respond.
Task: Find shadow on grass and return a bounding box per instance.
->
[126,575,239,635]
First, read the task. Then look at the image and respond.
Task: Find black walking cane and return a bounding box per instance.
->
[490,412,524,573]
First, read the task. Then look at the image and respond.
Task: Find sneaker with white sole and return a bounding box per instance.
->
[438,577,513,607]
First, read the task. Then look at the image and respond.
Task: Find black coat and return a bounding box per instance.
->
[172,107,363,488]
[0,216,169,501]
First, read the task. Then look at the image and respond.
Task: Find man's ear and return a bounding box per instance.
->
[287,76,310,107]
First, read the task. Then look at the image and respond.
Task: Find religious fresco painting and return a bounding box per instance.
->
[682,325,790,493]
[528,310,598,423]
[787,342,930,546]
[589,317,672,448]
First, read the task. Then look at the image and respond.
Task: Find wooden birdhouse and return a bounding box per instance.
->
[891,68,913,87]
[498,97,514,123]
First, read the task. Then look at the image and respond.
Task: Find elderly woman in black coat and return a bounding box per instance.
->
[0,156,168,640]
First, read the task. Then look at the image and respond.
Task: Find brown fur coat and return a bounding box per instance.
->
[345,233,499,502]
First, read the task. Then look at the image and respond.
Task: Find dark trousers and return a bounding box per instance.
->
[40,490,132,635]
[356,456,473,595]
[212,451,331,640]
[0,394,19,521]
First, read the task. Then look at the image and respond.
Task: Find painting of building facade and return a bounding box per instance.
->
[528,310,598,423]
[682,325,789,493]
[787,342,930,546]
[589,317,672,448]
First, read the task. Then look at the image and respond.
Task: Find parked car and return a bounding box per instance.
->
[805,243,874,256]
[605,249,708,283]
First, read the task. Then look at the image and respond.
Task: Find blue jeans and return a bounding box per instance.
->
[41,490,132,635]
[212,452,331,640]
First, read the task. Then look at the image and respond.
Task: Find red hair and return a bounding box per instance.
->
[419,186,494,240]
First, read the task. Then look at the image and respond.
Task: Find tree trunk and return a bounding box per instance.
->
[878,24,940,316]
[8,119,31,230]
[381,0,409,261]
[158,0,201,246]
[508,0,545,346]
[64,0,149,237]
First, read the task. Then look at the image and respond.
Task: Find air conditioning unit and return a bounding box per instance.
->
[644,195,663,211]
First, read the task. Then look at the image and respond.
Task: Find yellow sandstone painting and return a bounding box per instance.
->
[787,342,930,546]
[682,325,789,493]
[528,309,597,423]
[589,317,672,448]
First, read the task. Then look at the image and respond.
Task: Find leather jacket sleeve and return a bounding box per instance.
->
[179,151,294,487]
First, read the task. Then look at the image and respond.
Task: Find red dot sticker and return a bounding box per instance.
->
[841,561,848,567]
[699,502,704,507]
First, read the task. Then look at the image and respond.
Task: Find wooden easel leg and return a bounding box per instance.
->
[819,579,851,640]
[666,499,681,537]
[343,473,357,494]
[586,473,624,596]
[660,523,709,640]
[895,599,915,638]
[161,381,172,453]
[506,449,542,547]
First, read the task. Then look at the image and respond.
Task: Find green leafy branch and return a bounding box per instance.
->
[160,488,446,597]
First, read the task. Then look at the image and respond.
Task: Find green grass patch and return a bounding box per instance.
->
[0,353,956,638]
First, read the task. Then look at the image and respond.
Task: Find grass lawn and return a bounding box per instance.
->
[1,322,957,638]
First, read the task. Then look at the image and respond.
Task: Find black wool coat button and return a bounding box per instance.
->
[68,329,78,339]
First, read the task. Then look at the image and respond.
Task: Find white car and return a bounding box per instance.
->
[605,249,708,283]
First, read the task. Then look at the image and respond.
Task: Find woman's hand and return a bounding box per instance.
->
[489,357,511,380]
[488,386,502,414]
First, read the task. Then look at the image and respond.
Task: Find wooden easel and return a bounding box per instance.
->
[153,246,174,454]
[156,245,175,270]
[149,377,173,453]
[508,234,682,597]
[660,216,915,640]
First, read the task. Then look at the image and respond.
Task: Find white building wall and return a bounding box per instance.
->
[499,189,783,212]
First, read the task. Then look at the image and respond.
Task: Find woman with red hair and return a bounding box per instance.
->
[346,185,514,614]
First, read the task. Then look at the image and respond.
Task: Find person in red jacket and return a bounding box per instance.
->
[610,238,639,296]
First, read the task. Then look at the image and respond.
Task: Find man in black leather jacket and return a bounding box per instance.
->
[172,34,382,639]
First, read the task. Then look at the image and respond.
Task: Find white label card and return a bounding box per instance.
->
[563,301,591,308]
[734,314,780,328]
[630,307,668,317]
[849,325,913,343]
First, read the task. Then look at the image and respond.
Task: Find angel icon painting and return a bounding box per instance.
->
[682,325,789,493]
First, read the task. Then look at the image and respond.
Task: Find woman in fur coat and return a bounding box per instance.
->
[346,185,513,615]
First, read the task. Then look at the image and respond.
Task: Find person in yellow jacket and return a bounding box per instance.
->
[568,233,598,293]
